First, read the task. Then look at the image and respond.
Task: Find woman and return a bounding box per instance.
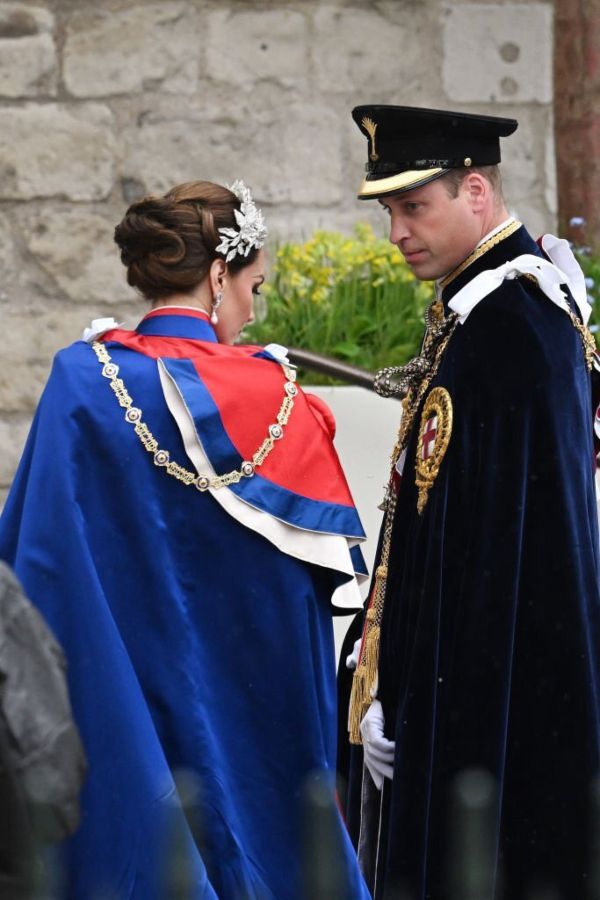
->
[0,181,370,899]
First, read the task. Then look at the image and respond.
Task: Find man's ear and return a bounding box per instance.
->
[209,257,227,295]
[463,172,488,213]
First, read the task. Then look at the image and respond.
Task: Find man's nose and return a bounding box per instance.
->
[389,214,410,245]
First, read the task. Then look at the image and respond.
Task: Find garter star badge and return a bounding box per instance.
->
[415,387,453,514]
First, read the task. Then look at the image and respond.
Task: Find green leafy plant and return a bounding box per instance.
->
[245,222,600,384]
[575,252,600,338]
[567,217,600,338]
[245,224,433,384]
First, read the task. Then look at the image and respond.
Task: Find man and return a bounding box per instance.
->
[346,106,600,899]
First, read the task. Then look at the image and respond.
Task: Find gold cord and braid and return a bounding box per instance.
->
[440,219,595,370]
[348,307,459,744]
[91,341,298,491]
[566,308,596,371]
[438,219,522,291]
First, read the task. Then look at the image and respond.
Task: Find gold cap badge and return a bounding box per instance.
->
[362,116,379,162]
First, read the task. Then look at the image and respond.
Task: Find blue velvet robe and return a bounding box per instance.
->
[348,226,600,899]
[0,311,371,900]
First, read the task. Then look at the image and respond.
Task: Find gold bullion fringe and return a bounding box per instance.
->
[348,569,385,744]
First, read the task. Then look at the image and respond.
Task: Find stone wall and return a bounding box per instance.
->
[0,0,554,502]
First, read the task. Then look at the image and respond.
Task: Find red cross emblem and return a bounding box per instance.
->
[416,388,453,515]
[420,415,438,461]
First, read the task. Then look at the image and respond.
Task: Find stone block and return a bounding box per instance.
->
[0,209,57,301]
[121,95,343,207]
[16,205,139,305]
[0,300,146,414]
[500,107,555,235]
[544,112,557,218]
[0,104,115,200]
[206,9,308,89]
[119,95,240,197]
[242,102,343,207]
[448,0,552,4]
[64,4,199,97]
[265,203,385,244]
[0,416,30,487]
[442,4,553,103]
[0,4,57,97]
[0,362,48,416]
[312,5,437,95]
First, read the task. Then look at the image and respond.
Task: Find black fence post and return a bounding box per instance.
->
[588,775,600,900]
[301,770,348,900]
[447,767,499,900]
[160,769,207,900]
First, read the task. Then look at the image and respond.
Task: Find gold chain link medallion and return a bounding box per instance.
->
[415,387,453,514]
[92,341,297,491]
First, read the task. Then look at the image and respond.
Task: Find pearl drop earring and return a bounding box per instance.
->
[211,290,223,324]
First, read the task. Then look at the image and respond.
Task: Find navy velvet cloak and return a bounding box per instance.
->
[0,310,371,900]
[348,227,600,899]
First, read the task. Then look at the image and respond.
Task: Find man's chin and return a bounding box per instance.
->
[406,260,440,282]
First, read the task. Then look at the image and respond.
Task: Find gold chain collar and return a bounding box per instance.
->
[438,219,523,291]
[92,341,298,491]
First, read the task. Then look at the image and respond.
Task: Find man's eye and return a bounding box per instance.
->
[253,287,262,296]
[405,203,420,213]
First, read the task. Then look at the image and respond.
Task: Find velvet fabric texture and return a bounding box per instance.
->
[0,311,370,900]
[347,226,600,899]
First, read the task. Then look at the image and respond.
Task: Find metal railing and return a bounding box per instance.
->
[18,766,600,899]
[286,347,379,393]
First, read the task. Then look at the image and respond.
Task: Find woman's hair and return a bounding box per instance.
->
[114,181,260,301]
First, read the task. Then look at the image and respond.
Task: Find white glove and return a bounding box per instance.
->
[360,699,395,791]
[346,638,362,671]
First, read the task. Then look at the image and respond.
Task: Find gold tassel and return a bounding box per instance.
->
[348,608,381,745]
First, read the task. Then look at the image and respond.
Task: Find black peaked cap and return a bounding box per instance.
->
[352,105,518,199]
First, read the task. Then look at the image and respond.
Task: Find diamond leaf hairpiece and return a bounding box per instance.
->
[215,180,267,263]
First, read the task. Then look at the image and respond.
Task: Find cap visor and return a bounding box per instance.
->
[357,168,444,200]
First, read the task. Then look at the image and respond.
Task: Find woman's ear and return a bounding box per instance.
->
[209,257,227,296]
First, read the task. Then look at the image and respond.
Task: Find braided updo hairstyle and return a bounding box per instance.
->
[114,181,260,301]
